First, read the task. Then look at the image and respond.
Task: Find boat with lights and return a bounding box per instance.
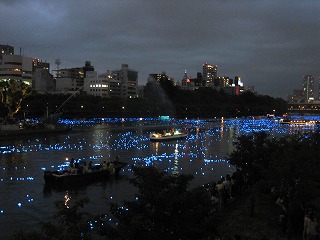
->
[43,160,127,187]
[150,129,188,141]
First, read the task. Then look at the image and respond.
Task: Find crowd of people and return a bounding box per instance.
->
[274,188,319,239]
[205,168,319,239]
[207,168,247,208]
[67,156,121,175]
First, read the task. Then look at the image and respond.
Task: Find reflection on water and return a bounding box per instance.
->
[172,144,179,175]
[155,142,159,154]
[0,117,318,238]
[64,191,71,208]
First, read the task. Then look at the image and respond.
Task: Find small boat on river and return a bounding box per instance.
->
[150,129,188,142]
[44,160,127,187]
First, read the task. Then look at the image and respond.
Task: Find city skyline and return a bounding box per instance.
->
[1,0,320,99]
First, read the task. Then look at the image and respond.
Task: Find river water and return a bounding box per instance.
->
[0,117,317,238]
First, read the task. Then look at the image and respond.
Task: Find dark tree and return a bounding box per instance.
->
[102,166,217,240]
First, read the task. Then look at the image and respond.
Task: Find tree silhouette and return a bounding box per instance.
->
[103,166,217,240]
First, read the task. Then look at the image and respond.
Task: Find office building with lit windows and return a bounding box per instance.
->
[83,71,111,98]
[302,75,314,101]
[1,44,53,91]
[0,54,33,85]
[148,72,169,82]
[112,64,138,98]
[203,63,217,87]
[80,64,137,98]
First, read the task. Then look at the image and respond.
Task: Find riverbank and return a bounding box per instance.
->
[216,188,302,239]
[0,124,72,140]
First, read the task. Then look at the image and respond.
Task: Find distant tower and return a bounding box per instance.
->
[183,70,188,80]
[55,58,61,78]
[302,75,314,101]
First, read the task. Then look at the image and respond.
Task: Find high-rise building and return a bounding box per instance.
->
[55,67,84,92]
[181,70,191,90]
[55,61,97,93]
[112,64,138,98]
[0,44,53,90]
[32,59,54,93]
[215,76,231,88]
[202,63,217,87]
[302,75,314,101]
[0,44,14,57]
[148,71,169,82]
[148,71,176,86]
[32,58,50,71]
[83,71,110,98]
[0,54,33,85]
[288,89,304,103]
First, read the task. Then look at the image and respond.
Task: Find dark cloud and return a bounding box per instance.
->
[1,0,320,99]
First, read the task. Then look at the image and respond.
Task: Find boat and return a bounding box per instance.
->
[43,160,127,187]
[150,129,188,141]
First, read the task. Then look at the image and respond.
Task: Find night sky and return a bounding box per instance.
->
[1,0,320,99]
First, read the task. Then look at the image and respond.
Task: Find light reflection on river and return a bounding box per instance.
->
[0,117,318,238]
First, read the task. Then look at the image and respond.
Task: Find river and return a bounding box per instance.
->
[0,117,317,238]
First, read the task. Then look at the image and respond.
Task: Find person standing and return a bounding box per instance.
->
[303,210,318,240]
[223,174,233,200]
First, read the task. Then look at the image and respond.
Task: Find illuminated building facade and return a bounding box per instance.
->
[0,44,53,91]
[148,71,171,82]
[83,70,123,98]
[0,54,33,86]
[215,76,231,88]
[83,71,110,98]
[181,70,192,90]
[148,72,176,86]
[302,75,314,101]
[203,63,217,87]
